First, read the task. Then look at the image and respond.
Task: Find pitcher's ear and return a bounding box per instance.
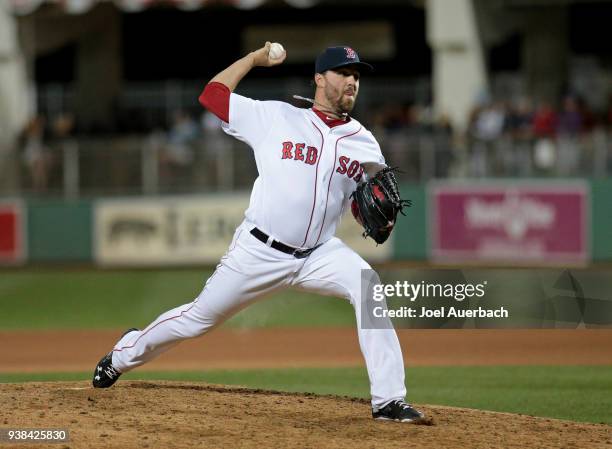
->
[314,73,325,88]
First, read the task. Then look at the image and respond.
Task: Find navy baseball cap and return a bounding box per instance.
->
[315,46,373,74]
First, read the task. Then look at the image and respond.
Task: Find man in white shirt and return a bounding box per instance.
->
[92,42,424,423]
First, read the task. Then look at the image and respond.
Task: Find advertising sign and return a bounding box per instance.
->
[94,194,391,266]
[431,182,589,265]
[0,200,25,264]
[95,195,249,265]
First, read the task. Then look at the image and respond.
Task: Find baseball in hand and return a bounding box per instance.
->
[269,42,285,60]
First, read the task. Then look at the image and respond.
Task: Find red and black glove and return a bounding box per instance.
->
[350,167,411,244]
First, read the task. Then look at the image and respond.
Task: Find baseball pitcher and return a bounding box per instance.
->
[92,42,423,423]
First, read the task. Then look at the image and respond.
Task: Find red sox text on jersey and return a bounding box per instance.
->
[221,93,384,249]
[281,141,364,182]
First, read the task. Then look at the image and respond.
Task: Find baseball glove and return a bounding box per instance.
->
[350,167,411,244]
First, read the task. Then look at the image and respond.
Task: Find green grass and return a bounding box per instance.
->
[2,270,611,424]
[0,270,354,330]
[1,366,611,425]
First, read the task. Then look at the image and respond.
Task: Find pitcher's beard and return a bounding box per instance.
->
[338,96,355,114]
[323,85,356,116]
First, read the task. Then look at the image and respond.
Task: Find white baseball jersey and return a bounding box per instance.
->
[222,93,386,249]
[109,89,408,409]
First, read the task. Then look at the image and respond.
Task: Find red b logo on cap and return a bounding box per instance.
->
[345,47,356,59]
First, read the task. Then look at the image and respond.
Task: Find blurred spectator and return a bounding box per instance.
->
[505,98,534,140]
[166,110,198,164]
[52,113,79,197]
[201,110,223,145]
[532,101,558,139]
[52,113,75,139]
[557,96,582,136]
[469,102,506,177]
[200,110,234,189]
[472,102,506,142]
[504,98,534,176]
[530,101,558,174]
[22,115,52,192]
[413,104,438,134]
[533,138,557,172]
[556,96,581,175]
[432,112,455,177]
[436,113,454,136]
[160,110,198,185]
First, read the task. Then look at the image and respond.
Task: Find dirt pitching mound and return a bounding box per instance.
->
[1,382,610,449]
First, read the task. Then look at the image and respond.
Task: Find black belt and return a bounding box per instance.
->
[250,228,321,259]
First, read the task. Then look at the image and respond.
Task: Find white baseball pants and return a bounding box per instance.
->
[111,221,407,408]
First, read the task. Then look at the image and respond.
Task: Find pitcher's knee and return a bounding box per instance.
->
[188,298,239,336]
[347,268,381,309]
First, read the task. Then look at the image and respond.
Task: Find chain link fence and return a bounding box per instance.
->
[2,128,611,198]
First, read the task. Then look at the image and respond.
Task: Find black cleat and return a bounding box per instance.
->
[372,400,425,423]
[92,352,122,388]
[92,328,138,388]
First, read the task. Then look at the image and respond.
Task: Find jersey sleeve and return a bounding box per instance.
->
[198,82,230,123]
[355,128,387,175]
[221,93,284,148]
[371,137,386,167]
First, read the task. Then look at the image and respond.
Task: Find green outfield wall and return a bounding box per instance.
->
[27,199,92,262]
[394,184,427,260]
[591,178,612,261]
[3,178,612,265]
